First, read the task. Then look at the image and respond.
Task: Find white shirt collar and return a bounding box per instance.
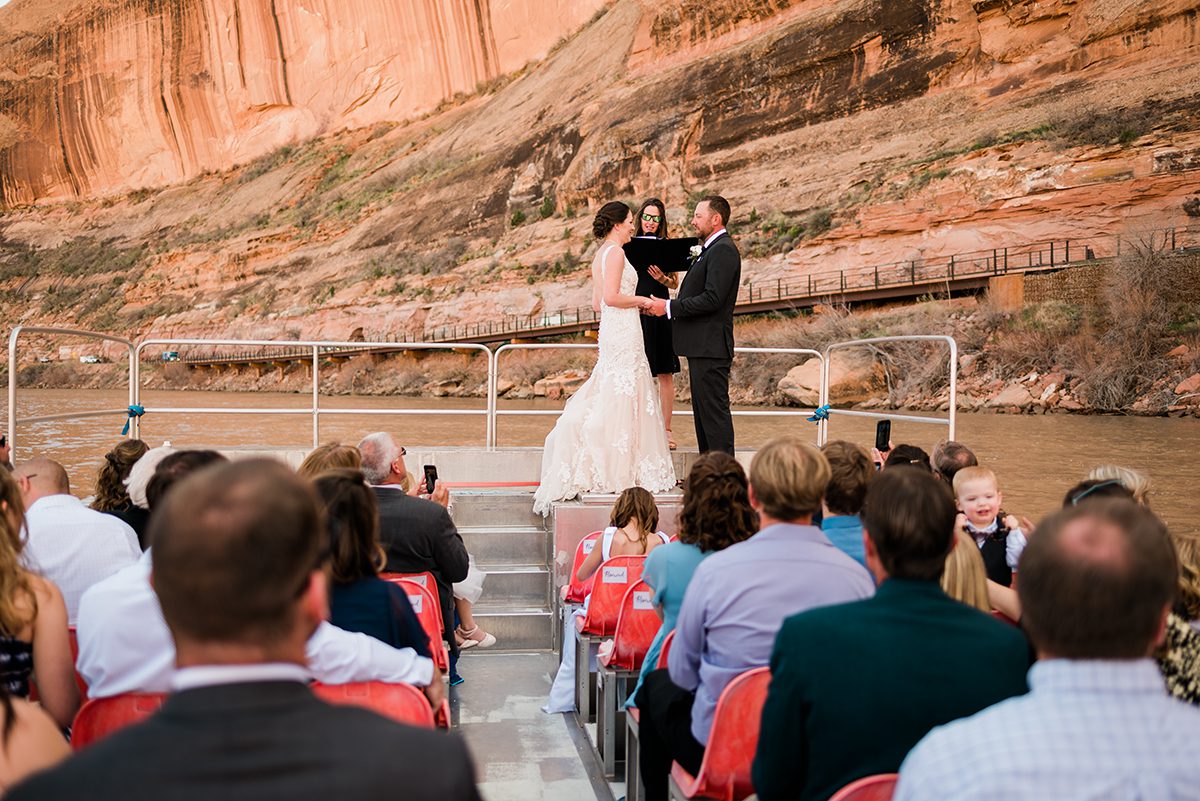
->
[703,229,727,250]
[27,494,83,512]
[171,662,310,691]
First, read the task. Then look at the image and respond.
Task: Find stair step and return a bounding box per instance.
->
[477,564,550,607]
[459,526,548,565]
[451,491,544,530]
[467,608,554,650]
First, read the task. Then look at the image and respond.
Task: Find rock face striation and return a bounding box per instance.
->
[1,0,1199,355]
[0,0,605,203]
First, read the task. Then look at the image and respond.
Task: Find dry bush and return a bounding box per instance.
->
[987,301,1084,374]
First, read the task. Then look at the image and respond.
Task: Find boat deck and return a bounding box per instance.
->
[453,652,612,801]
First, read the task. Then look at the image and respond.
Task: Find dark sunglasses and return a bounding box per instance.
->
[641,213,661,223]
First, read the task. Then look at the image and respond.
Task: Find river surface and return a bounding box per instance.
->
[4,388,1198,536]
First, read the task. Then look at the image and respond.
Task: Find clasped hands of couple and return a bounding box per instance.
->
[638,295,669,317]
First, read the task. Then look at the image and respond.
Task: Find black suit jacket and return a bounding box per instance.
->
[373,487,469,653]
[669,232,740,360]
[752,579,1031,801]
[9,681,483,801]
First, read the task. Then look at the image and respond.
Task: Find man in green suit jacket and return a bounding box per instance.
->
[752,466,1031,801]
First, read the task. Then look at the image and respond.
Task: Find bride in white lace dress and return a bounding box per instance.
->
[533,202,677,514]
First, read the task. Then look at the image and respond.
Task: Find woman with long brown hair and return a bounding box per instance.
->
[625,452,757,705]
[91,439,150,547]
[0,471,78,729]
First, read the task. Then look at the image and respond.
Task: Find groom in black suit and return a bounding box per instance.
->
[647,195,740,454]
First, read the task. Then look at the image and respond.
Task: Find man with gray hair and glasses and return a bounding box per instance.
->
[357,433,469,681]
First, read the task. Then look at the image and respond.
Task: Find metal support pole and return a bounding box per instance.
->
[312,346,320,448]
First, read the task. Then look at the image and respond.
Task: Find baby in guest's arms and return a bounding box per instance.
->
[952,466,1026,588]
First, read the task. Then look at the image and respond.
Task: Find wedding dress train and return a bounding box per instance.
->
[532,244,676,515]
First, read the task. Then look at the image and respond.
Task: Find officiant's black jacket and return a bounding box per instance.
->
[8,680,484,801]
[670,233,741,360]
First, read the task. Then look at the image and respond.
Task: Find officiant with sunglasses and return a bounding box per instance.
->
[632,198,682,450]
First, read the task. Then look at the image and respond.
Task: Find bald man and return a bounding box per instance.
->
[896,499,1200,800]
[15,457,140,623]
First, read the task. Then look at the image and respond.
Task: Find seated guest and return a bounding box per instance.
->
[884,444,931,472]
[297,442,361,478]
[11,460,480,801]
[896,498,1200,800]
[819,440,873,566]
[1087,464,1151,506]
[0,687,69,788]
[358,433,470,680]
[544,487,669,713]
[635,436,875,801]
[952,466,1026,587]
[76,452,439,703]
[626,452,757,707]
[90,439,150,546]
[940,528,991,613]
[314,469,432,658]
[931,440,977,484]
[122,445,174,516]
[753,468,1030,801]
[1063,477,1135,507]
[13,458,139,624]
[0,470,78,729]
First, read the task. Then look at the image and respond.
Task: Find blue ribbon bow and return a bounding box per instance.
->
[121,405,145,435]
[807,404,830,423]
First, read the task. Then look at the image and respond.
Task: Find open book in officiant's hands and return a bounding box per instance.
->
[623,236,699,274]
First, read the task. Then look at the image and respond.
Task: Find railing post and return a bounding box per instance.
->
[874,265,879,288]
[1004,247,1008,272]
[808,275,813,295]
[840,271,845,292]
[910,261,916,283]
[311,346,320,448]
[1050,241,1055,266]
[776,278,781,298]
[1064,240,1070,263]
[948,255,955,280]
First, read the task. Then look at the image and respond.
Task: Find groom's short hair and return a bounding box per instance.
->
[750,436,830,522]
[701,195,731,226]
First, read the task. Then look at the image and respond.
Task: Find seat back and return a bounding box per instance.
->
[384,578,449,672]
[564,531,603,604]
[380,571,445,631]
[580,555,646,637]
[311,681,435,728]
[828,774,899,801]
[606,581,662,671]
[670,667,771,801]
[71,692,167,749]
[657,629,675,669]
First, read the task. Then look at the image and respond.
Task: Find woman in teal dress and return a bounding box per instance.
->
[626,451,758,706]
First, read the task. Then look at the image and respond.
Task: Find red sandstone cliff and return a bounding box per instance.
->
[1,0,1199,348]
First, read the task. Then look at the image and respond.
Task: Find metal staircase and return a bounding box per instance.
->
[454,490,553,650]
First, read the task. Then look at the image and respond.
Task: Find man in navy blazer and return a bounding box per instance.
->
[646,195,740,454]
[752,466,1031,801]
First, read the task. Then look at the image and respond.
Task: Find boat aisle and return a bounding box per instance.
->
[453,652,611,801]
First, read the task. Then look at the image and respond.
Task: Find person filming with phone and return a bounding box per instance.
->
[357,433,471,683]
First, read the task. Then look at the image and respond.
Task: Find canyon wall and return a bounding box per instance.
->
[0,0,605,204]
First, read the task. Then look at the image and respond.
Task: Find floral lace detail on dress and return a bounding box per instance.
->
[533,244,677,514]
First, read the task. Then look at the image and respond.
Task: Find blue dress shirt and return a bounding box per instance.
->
[820,515,866,567]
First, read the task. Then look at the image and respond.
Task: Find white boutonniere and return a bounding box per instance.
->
[688,244,702,261]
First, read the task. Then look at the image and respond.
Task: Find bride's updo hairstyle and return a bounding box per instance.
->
[593,201,630,239]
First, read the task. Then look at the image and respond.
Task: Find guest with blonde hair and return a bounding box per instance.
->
[1086,464,1151,506]
[297,442,362,478]
[941,529,990,613]
[0,470,78,729]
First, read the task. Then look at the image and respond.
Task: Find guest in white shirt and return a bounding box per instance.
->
[9,458,472,801]
[13,458,139,623]
[76,549,436,698]
[896,498,1200,801]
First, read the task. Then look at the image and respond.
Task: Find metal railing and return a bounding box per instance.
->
[132,339,495,448]
[490,343,825,448]
[817,335,958,446]
[7,326,137,459]
[9,328,961,455]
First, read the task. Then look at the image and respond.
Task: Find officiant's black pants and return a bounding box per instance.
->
[687,356,734,455]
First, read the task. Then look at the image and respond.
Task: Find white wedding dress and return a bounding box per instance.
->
[532,244,677,514]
